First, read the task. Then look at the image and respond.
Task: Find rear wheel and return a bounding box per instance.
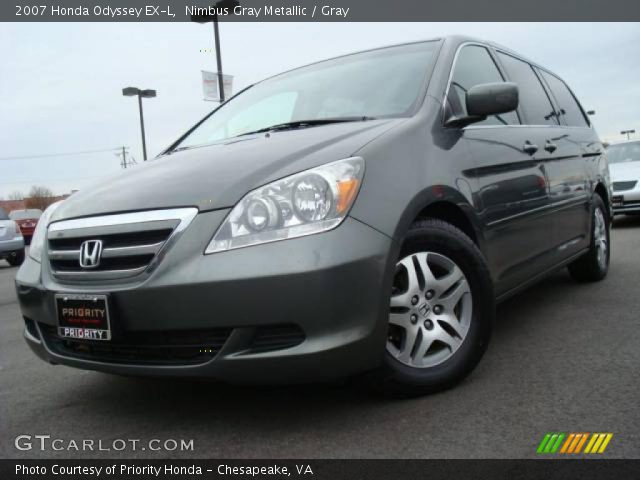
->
[7,249,25,267]
[568,195,609,282]
[369,219,494,397]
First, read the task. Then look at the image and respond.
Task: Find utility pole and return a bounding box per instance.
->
[116,146,133,169]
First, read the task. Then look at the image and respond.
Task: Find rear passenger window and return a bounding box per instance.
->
[497,52,558,126]
[449,46,519,126]
[538,70,589,127]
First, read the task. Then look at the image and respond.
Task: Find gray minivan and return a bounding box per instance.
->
[16,36,611,395]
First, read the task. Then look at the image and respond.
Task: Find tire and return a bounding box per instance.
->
[368,218,494,397]
[7,249,25,267]
[567,195,610,282]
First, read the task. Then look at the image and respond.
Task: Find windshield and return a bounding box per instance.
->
[9,209,42,220]
[0,208,8,220]
[608,141,640,164]
[174,41,439,150]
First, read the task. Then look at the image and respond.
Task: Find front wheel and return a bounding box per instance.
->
[368,219,494,397]
[7,248,25,267]
[568,195,610,282]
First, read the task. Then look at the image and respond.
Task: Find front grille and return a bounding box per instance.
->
[39,323,231,366]
[46,208,197,282]
[612,180,637,191]
[247,325,306,354]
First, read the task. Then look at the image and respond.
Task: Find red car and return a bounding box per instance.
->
[9,209,42,245]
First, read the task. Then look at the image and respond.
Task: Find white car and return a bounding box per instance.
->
[0,207,25,266]
[608,140,640,215]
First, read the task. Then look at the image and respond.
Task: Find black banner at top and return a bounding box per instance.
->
[3,0,640,22]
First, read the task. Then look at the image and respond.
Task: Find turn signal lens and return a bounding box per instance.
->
[336,178,360,215]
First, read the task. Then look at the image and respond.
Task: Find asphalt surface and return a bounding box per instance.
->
[1,219,639,460]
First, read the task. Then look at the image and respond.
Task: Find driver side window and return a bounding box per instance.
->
[449,45,519,126]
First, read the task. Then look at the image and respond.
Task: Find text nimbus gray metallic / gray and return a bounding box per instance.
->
[186,4,350,18]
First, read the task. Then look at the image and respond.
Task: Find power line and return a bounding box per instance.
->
[0,147,122,162]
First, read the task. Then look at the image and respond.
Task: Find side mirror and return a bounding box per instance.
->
[467,82,519,117]
[445,82,519,128]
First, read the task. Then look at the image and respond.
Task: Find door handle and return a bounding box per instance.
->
[523,141,538,155]
[544,141,558,153]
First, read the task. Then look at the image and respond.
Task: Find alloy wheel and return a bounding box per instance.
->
[594,207,608,270]
[387,252,472,368]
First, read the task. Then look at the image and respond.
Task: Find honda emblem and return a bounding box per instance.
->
[79,240,103,269]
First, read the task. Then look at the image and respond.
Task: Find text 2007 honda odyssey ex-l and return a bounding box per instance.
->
[16,36,611,396]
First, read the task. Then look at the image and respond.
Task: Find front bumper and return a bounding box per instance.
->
[0,237,24,257]
[612,184,640,213]
[16,211,395,383]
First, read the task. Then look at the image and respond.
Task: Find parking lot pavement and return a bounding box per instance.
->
[1,217,639,460]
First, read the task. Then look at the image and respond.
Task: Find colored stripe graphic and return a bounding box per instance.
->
[537,434,552,454]
[539,433,613,454]
[537,433,565,454]
[560,434,573,453]
[584,433,614,454]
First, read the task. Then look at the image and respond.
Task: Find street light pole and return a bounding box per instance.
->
[122,87,156,161]
[191,0,239,103]
[621,129,636,140]
[137,94,148,161]
[212,16,225,102]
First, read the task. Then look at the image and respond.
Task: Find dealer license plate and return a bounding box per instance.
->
[55,294,111,341]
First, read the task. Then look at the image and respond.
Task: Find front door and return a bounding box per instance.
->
[448,44,556,295]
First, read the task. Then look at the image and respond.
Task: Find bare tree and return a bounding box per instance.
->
[8,191,24,201]
[25,186,55,211]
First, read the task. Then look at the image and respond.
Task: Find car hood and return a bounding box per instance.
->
[52,119,403,222]
[609,162,640,180]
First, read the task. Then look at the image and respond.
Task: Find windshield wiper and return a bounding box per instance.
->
[164,116,377,155]
[237,116,377,137]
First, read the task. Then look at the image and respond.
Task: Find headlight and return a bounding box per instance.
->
[206,157,364,253]
[29,201,63,262]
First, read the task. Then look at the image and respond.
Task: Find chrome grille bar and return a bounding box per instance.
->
[49,241,164,261]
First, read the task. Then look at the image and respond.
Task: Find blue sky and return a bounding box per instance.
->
[1,22,638,198]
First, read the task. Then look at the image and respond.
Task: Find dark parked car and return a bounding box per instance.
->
[9,208,42,244]
[16,36,611,395]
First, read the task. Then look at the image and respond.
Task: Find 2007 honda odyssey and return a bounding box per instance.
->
[16,36,611,396]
